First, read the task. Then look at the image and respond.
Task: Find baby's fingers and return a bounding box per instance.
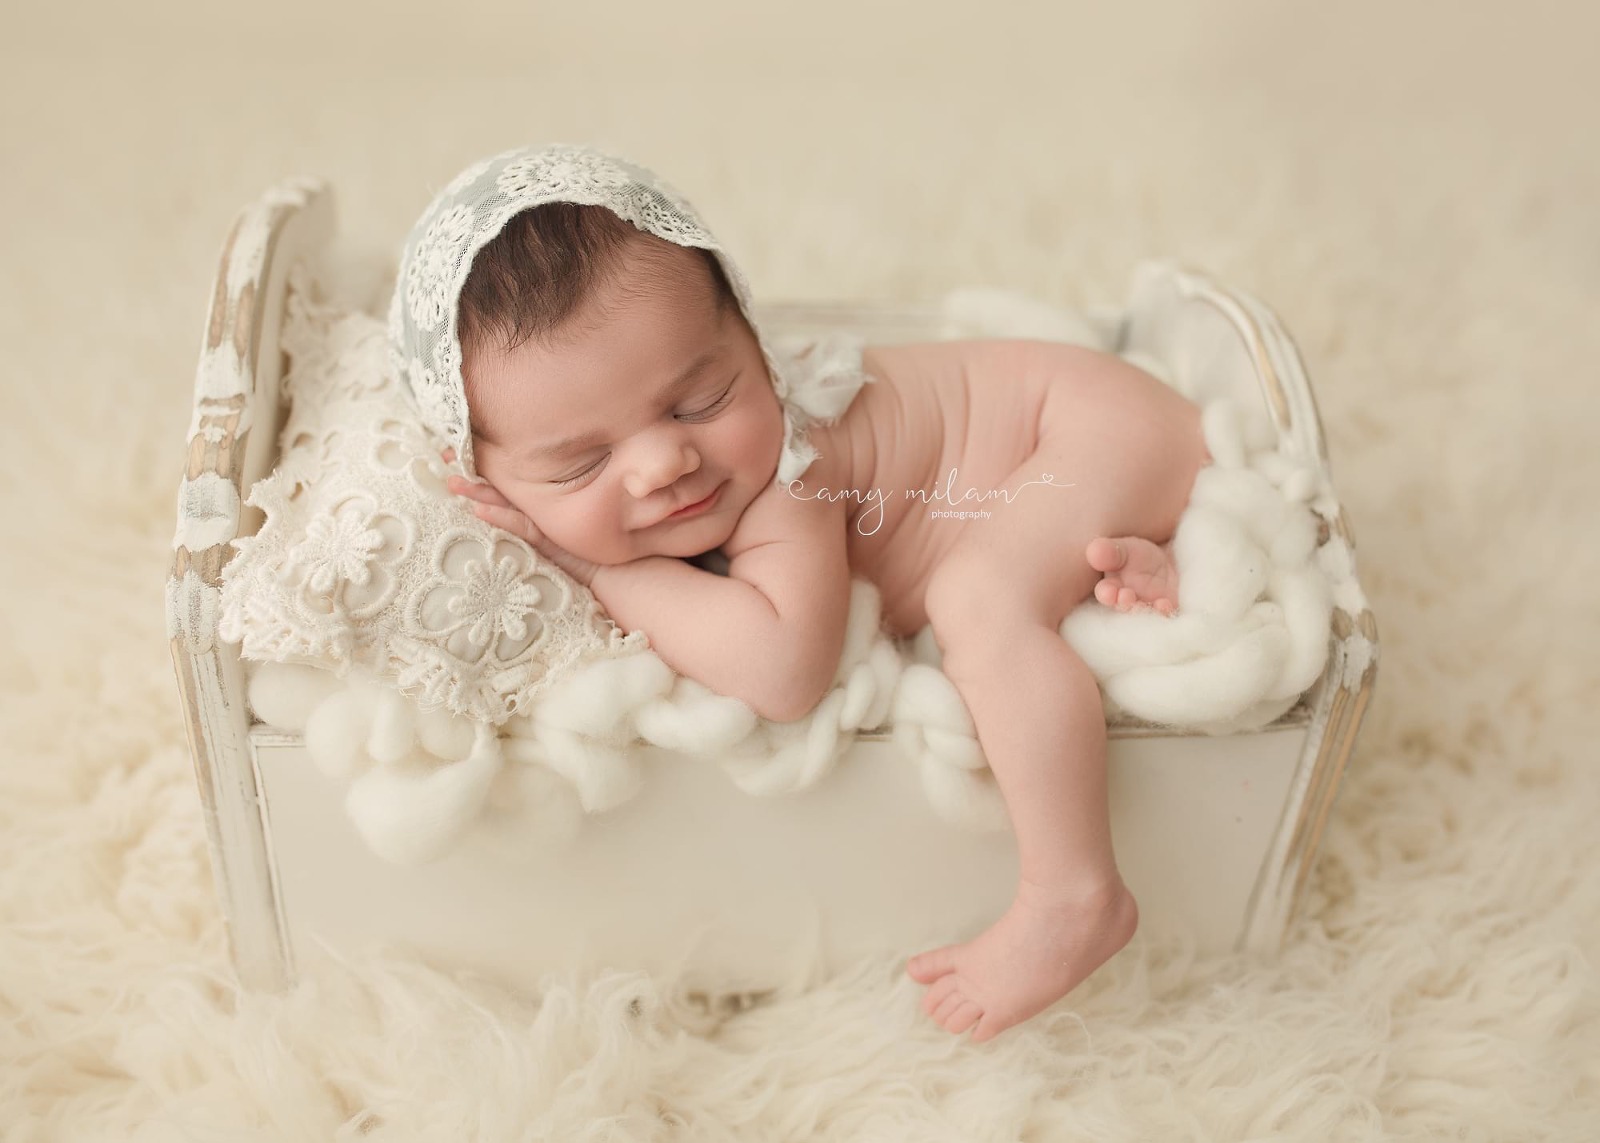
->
[447,474,514,509]
[439,449,521,513]
[468,500,539,542]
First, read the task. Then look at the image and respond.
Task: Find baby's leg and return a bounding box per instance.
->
[905,408,1205,1043]
[909,559,1138,1044]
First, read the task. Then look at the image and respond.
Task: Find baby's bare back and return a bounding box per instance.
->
[800,339,1206,637]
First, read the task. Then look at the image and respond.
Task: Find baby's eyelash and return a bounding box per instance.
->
[552,458,604,486]
[548,380,736,486]
[676,382,736,422]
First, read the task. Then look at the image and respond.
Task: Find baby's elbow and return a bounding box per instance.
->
[751,680,826,724]
[749,586,850,723]
[753,665,833,724]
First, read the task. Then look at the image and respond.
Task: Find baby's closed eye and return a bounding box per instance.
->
[677,381,736,421]
[544,380,740,488]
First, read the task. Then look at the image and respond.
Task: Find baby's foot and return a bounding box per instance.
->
[1086,536,1180,615]
[905,877,1138,1044]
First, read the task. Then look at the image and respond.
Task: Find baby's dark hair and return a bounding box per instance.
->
[457,202,740,364]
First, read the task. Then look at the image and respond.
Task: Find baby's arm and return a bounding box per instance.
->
[592,486,851,722]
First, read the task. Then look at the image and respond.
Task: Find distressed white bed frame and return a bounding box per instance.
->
[168,178,1379,997]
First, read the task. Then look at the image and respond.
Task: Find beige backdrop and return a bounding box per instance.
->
[3,2,1597,1138]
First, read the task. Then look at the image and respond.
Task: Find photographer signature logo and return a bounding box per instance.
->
[788,467,1074,536]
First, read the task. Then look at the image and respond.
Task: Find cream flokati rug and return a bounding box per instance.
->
[3,1,1599,1138]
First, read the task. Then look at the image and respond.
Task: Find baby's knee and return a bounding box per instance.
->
[931,603,1103,709]
[931,550,1102,644]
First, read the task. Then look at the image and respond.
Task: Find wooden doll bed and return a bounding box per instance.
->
[168,177,1379,996]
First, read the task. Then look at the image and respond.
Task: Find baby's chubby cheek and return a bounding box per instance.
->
[491,479,606,558]
[742,385,788,484]
[465,445,578,552]
[539,503,632,565]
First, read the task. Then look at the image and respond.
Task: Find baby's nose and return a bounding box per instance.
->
[627,437,700,495]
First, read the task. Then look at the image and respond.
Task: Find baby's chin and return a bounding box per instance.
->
[644,517,737,561]
[656,502,748,560]
[567,520,732,567]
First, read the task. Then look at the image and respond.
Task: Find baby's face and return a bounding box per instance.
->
[466,242,785,566]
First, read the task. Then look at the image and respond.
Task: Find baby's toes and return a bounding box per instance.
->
[945,998,984,1034]
[907,946,958,984]
[932,988,969,1025]
[971,1011,1008,1044]
[1094,578,1123,607]
[1085,537,1125,572]
[933,988,985,1033]
[1116,585,1141,610]
[921,973,961,1017]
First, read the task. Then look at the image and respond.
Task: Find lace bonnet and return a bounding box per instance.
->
[386,142,850,485]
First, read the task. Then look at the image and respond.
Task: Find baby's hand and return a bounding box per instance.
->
[441,449,602,588]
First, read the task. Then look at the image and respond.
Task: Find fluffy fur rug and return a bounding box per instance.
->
[3,1,1597,1137]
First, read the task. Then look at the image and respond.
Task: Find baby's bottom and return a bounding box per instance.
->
[905,382,1211,1042]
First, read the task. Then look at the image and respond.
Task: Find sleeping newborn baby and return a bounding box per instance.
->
[399,145,1211,1045]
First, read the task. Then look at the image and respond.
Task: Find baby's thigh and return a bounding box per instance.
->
[923,444,1113,638]
[925,393,1205,636]
[1038,361,1209,543]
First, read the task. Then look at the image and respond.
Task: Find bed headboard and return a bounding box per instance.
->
[167,176,335,991]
